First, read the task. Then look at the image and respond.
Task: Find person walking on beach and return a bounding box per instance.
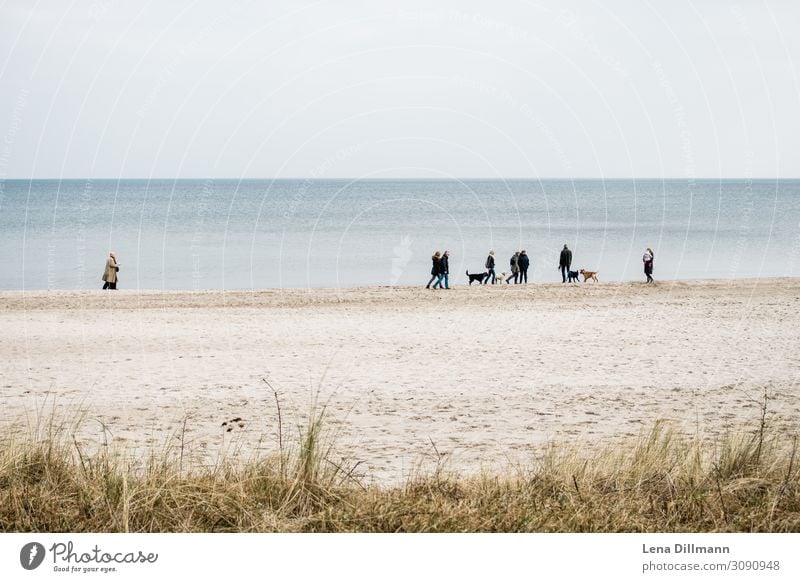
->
[518,250,530,284]
[559,244,572,283]
[643,247,654,284]
[426,251,444,289]
[485,250,496,284]
[441,250,451,289]
[506,251,520,284]
[102,252,119,290]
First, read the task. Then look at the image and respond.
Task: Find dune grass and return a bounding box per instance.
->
[1,391,798,532]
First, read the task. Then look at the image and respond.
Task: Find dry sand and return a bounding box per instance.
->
[2,279,799,482]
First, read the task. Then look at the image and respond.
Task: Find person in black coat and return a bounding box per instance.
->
[559,244,572,283]
[518,250,530,283]
[485,250,496,284]
[441,250,451,289]
[426,251,444,289]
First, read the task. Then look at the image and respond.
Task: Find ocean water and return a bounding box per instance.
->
[1,179,798,290]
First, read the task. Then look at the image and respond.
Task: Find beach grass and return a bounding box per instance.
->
[1,393,798,533]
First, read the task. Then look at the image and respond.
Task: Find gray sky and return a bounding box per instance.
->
[1,0,798,179]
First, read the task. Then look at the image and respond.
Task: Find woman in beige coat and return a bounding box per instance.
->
[102,252,119,290]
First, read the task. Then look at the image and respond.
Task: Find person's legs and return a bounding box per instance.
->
[110,281,117,289]
[426,274,436,288]
[561,266,567,283]
[522,269,528,283]
[487,268,495,284]
[433,274,443,289]
[444,273,449,289]
[102,282,109,290]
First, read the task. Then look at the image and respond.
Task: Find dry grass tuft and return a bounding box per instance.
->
[1,392,799,532]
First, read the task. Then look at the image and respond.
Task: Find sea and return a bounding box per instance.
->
[1,178,798,290]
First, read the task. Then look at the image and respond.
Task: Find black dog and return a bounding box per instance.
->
[567,270,580,283]
[466,270,488,285]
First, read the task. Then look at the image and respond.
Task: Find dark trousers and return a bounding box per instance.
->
[560,265,569,283]
[506,272,518,284]
[644,262,653,283]
[519,268,528,283]
[486,268,496,284]
[102,281,117,290]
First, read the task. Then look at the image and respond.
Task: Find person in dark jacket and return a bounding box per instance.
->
[518,250,530,283]
[485,250,496,284]
[506,251,520,284]
[426,251,443,289]
[441,250,451,289]
[558,244,572,283]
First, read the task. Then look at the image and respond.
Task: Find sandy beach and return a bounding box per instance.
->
[2,278,799,482]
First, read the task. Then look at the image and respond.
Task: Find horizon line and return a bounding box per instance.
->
[3,176,799,182]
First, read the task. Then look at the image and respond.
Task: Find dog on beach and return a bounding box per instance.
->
[567,270,580,283]
[466,270,489,285]
[495,272,509,284]
[580,269,599,282]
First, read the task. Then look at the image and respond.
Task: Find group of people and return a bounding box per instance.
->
[426,243,656,287]
[426,250,451,289]
[102,245,654,291]
[426,248,532,288]
[486,249,531,284]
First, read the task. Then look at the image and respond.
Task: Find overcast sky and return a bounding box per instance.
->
[1,0,798,179]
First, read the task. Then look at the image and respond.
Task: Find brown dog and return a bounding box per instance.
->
[580,269,599,282]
